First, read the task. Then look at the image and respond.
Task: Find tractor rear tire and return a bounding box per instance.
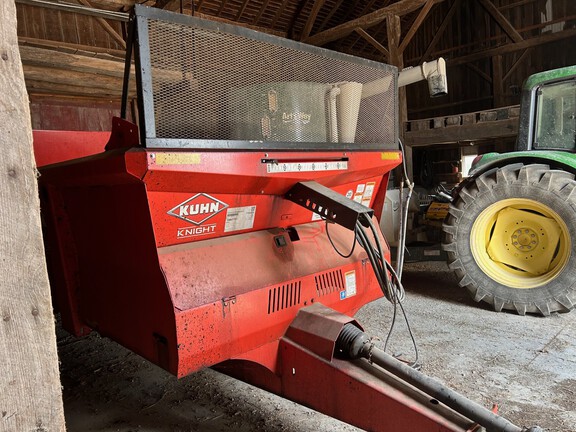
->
[442,163,576,316]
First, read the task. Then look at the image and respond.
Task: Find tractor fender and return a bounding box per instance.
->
[455,151,576,196]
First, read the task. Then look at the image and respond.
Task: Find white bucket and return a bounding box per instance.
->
[336,82,363,143]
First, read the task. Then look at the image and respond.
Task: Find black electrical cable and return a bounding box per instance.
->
[322,199,420,368]
[383,260,420,368]
[355,220,390,297]
[356,215,419,368]
[396,138,414,280]
[355,223,386,292]
[366,216,398,298]
[325,219,357,258]
[361,238,418,367]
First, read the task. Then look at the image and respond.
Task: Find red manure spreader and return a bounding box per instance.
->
[35,6,542,432]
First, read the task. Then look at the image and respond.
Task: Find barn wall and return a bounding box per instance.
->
[16,3,125,50]
[404,0,576,119]
[30,97,122,131]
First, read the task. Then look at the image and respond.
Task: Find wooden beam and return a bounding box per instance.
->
[387,14,406,129]
[235,0,251,20]
[26,79,130,98]
[301,0,326,40]
[408,95,494,115]
[492,54,504,107]
[15,0,129,20]
[354,27,389,59]
[271,0,290,28]
[195,13,287,37]
[19,46,189,93]
[386,15,404,92]
[466,63,492,83]
[405,117,518,146]
[303,0,445,46]
[357,0,388,18]
[160,0,181,12]
[502,48,531,82]
[19,36,125,58]
[420,0,460,63]
[19,45,126,77]
[76,0,126,48]
[80,0,136,10]
[252,0,272,24]
[0,1,66,431]
[315,0,344,33]
[499,0,538,10]
[448,27,576,67]
[217,0,227,15]
[23,64,130,92]
[478,0,523,43]
[398,0,435,53]
[387,13,411,179]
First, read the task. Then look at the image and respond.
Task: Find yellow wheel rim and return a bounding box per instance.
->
[470,198,571,289]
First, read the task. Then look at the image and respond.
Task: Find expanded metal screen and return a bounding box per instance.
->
[133,6,397,149]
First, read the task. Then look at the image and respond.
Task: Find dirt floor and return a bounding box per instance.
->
[58,261,576,432]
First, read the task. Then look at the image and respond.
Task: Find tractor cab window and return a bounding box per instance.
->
[534,80,576,151]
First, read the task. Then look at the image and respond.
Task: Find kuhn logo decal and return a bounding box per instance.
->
[168,194,228,225]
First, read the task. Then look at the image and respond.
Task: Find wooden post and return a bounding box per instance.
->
[387,14,406,127]
[0,1,66,430]
[387,13,413,181]
[492,54,505,107]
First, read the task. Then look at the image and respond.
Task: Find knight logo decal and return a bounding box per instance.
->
[168,193,229,225]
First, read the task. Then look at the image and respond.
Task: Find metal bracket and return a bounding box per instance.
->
[285,181,374,231]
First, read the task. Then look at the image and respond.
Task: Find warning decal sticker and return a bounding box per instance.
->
[224,206,257,232]
[340,270,357,300]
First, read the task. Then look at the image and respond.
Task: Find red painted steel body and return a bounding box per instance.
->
[216,303,475,431]
[36,121,488,431]
[33,130,110,167]
[38,121,400,377]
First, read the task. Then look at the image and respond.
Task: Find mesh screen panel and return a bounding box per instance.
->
[140,10,397,147]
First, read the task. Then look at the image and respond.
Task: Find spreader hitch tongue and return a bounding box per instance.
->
[336,323,544,432]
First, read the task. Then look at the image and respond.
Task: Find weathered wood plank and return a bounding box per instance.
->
[19,35,126,58]
[405,105,522,145]
[0,0,65,430]
[19,45,197,97]
[26,79,130,98]
[405,118,519,146]
[23,63,130,91]
[19,44,126,77]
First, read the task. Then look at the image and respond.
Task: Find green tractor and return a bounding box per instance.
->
[442,65,576,316]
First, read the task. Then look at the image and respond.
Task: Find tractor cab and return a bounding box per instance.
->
[517,65,576,152]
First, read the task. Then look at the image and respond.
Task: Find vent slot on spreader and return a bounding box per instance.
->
[315,270,344,296]
[268,281,302,314]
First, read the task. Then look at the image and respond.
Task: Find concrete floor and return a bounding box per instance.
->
[58,261,576,432]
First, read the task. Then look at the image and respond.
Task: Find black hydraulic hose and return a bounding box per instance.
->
[336,324,543,432]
